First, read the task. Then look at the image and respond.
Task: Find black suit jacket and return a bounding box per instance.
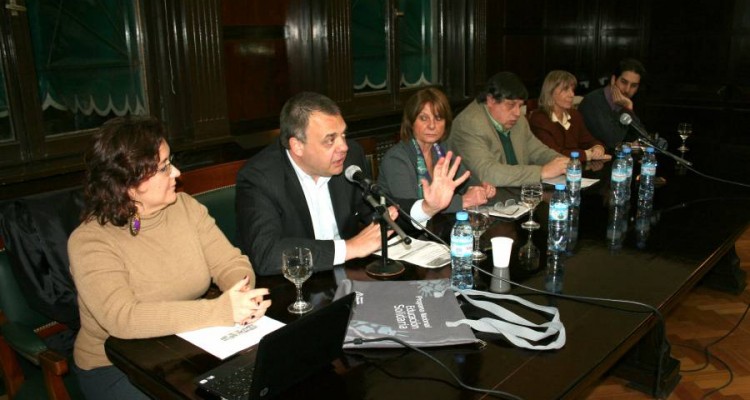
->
[236,138,385,275]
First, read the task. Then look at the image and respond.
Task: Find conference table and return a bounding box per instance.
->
[105,147,750,399]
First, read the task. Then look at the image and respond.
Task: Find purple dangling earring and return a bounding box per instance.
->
[129,212,141,236]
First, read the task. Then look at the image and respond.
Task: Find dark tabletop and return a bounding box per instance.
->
[106,147,750,400]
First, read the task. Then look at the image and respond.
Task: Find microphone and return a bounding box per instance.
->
[344,165,411,245]
[345,165,380,193]
[619,113,693,167]
[618,112,649,140]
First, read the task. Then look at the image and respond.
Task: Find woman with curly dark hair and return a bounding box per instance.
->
[68,117,270,399]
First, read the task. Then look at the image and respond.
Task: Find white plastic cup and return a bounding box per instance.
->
[490,237,514,293]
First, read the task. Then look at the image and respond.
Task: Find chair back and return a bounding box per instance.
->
[178,160,246,246]
[193,186,238,246]
[0,241,50,329]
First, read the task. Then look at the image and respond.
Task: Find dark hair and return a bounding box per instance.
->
[538,70,577,118]
[279,92,341,149]
[613,58,646,81]
[400,87,453,142]
[476,71,529,103]
[82,116,166,226]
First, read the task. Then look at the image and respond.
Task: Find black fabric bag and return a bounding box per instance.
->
[0,187,84,331]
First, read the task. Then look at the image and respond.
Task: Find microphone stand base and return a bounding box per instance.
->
[365,259,405,279]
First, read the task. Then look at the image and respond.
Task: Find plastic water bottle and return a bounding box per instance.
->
[622,145,634,199]
[547,184,569,254]
[545,253,564,294]
[606,203,629,253]
[567,205,579,254]
[635,204,652,250]
[450,211,474,290]
[638,147,657,207]
[566,151,582,207]
[610,151,628,206]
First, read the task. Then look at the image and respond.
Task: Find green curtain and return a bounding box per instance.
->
[398,0,433,87]
[28,0,145,117]
[352,0,388,90]
[352,0,433,91]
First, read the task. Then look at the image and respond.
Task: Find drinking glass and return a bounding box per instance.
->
[282,247,314,314]
[518,230,540,271]
[677,122,692,152]
[468,208,491,261]
[520,182,543,230]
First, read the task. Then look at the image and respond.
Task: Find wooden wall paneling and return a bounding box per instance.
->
[440,0,456,97]
[501,36,546,94]
[543,0,587,56]
[223,29,289,122]
[147,0,233,145]
[592,0,647,85]
[221,0,287,26]
[286,0,313,95]
[729,1,750,85]
[469,0,487,98]
[143,0,193,145]
[327,0,353,107]
[222,0,292,136]
[648,1,732,86]
[186,0,230,142]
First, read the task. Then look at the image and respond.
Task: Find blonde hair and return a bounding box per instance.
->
[538,70,577,118]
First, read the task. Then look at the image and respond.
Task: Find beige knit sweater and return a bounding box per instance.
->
[68,193,255,370]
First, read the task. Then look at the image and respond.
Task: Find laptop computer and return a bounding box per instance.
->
[195,292,355,400]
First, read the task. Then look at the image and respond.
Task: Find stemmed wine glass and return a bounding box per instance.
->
[677,122,692,152]
[468,207,491,261]
[282,247,314,314]
[520,182,544,230]
[518,229,540,271]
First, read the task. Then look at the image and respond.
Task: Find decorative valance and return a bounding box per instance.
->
[352,0,434,91]
[29,0,145,117]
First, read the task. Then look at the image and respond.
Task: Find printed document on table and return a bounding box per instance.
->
[177,316,285,359]
[375,237,451,269]
[543,175,599,188]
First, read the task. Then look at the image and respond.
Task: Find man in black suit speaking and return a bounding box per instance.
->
[236,92,468,275]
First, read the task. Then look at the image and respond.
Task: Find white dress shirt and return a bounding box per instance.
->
[286,150,431,265]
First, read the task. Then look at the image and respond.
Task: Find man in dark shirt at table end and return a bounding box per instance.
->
[578,58,647,150]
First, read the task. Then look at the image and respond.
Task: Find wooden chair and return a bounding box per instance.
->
[0,237,81,400]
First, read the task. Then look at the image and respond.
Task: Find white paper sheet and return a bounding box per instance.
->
[543,176,600,188]
[375,237,451,269]
[482,204,530,220]
[177,317,285,360]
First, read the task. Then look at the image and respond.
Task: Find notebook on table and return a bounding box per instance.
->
[195,292,355,400]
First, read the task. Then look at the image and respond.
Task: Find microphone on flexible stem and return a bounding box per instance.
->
[345,165,409,278]
[345,165,411,244]
[344,165,380,194]
[619,113,693,167]
[346,166,513,286]
[347,164,446,245]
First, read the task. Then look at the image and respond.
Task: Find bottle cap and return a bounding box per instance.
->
[554,184,565,191]
[623,147,632,154]
[456,211,468,221]
[646,147,655,153]
[570,151,579,158]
